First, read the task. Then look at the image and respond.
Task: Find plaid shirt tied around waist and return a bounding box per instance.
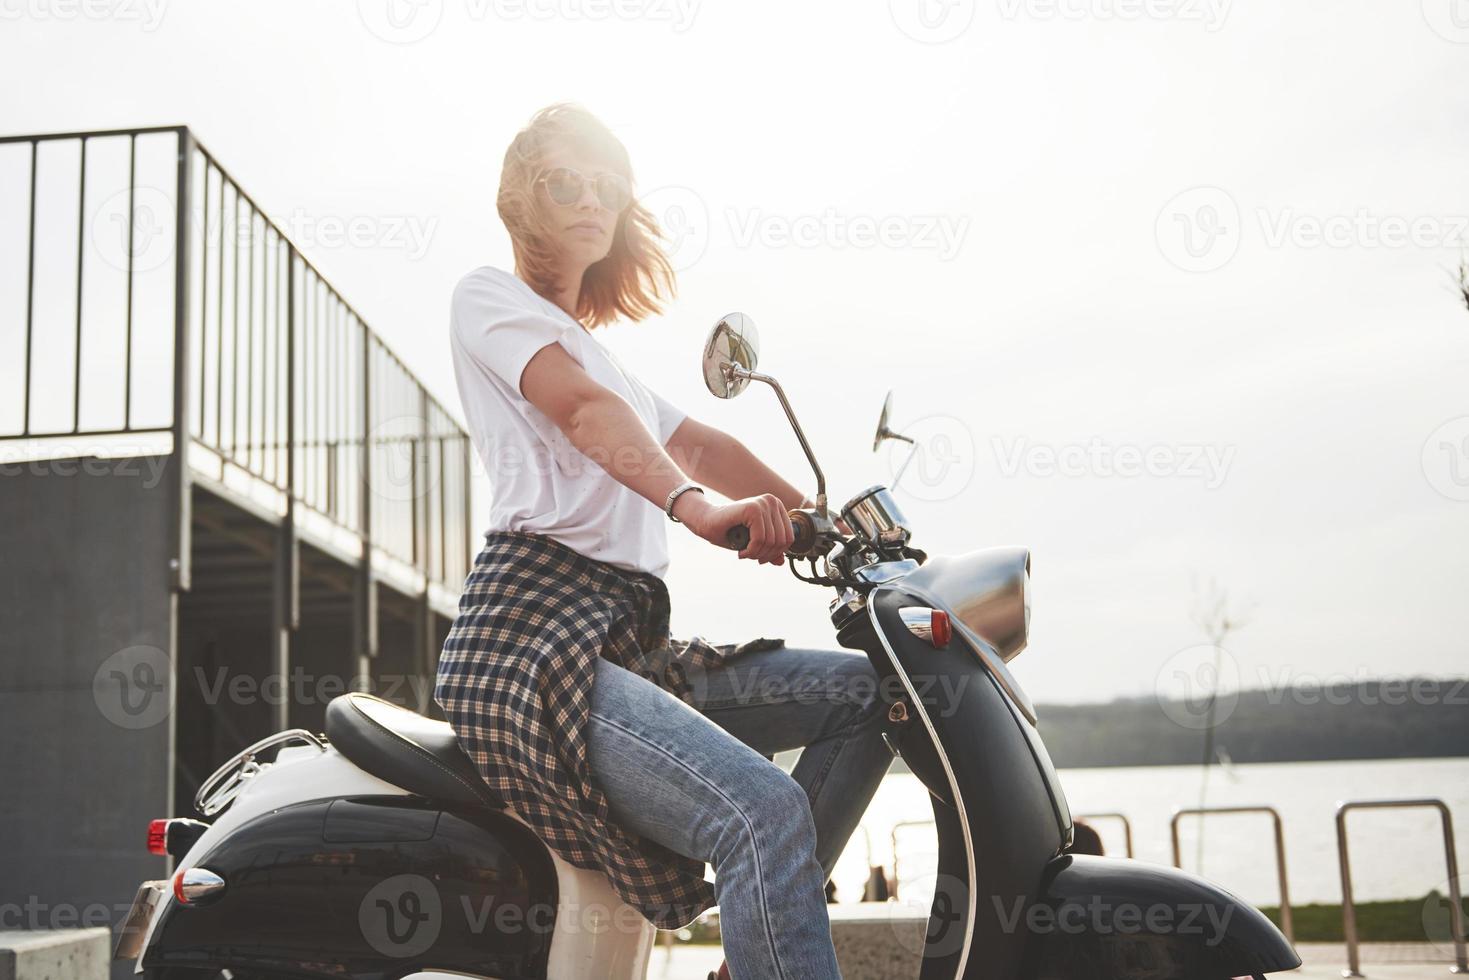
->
[434,530,783,930]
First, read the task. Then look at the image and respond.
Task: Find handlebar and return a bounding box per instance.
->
[726,510,818,555]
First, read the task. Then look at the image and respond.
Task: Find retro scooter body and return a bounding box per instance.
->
[845,549,1300,980]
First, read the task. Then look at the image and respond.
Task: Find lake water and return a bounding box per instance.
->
[818,756,1469,908]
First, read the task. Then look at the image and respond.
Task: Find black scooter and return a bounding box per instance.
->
[115,313,1300,980]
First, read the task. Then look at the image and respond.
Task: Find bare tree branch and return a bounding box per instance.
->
[1190,573,1253,647]
[1456,253,1469,313]
[1187,573,1255,873]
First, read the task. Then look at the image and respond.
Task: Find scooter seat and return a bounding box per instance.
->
[325,693,505,809]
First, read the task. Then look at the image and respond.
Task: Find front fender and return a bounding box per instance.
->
[1023,854,1300,980]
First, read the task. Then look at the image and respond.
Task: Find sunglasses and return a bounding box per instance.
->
[536,167,634,212]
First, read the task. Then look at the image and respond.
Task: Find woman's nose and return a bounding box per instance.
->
[575,182,602,211]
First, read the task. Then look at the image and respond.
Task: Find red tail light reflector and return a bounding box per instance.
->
[147,820,168,855]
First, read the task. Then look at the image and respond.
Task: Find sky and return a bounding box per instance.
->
[1,0,1467,705]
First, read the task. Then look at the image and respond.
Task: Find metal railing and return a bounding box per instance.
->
[890,819,937,899]
[1335,798,1466,978]
[1170,805,1294,944]
[1075,812,1135,858]
[0,125,472,606]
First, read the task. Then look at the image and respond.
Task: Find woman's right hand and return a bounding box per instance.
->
[675,492,794,565]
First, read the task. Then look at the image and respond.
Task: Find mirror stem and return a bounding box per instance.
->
[730,366,827,517]
[892,440,922,488]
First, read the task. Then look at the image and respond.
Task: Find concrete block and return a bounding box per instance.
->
[0,930,111,980]
[828,904,927,980]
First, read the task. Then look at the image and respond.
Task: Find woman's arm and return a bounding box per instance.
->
[665,417,810,511]
[519,342,795,564]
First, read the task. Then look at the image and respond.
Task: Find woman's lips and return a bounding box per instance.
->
[568,222,603,234]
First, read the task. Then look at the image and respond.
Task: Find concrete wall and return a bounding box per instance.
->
[0,454,454,980]
[172,615,277,814]
[0,454,177,975]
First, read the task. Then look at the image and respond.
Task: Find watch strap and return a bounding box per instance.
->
[665,481,705,523]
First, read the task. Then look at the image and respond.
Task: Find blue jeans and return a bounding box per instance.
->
[585,643,897,979]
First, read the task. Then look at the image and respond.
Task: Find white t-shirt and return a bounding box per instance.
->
[449,265,688,578]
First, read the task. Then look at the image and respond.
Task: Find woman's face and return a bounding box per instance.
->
[536,142,622,273]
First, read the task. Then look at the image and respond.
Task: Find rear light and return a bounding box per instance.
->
[172,868,226,905]
[146,818,210,858]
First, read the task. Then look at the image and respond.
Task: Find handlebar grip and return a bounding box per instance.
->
[725,518,806,553]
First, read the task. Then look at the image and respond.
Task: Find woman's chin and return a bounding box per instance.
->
[565,241,612,267]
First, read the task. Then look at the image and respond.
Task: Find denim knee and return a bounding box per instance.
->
[712,766,817,863]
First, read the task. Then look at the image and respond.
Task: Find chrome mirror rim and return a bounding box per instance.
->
[874,391,895,451]
[702,312,760,399]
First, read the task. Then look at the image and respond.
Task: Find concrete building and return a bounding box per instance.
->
[0,126,473,973]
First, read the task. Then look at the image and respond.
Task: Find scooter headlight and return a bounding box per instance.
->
[902,546,1031,663]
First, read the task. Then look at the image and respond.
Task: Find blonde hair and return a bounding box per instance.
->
[497,103,675,329]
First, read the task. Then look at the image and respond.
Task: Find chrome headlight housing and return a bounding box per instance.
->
[902,546,1032,662]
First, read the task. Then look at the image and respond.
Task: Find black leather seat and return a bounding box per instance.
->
[325,693,505,809]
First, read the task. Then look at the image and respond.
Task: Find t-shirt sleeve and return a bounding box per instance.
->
[451,268,570,396]
[628,373,688,445]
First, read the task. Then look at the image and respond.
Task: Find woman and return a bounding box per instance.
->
[434,104,897,980]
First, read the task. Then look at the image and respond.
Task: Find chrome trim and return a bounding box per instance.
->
[852,558,919,585]
[903,547,1031,662]
[175,868,226,903]
[737,367,828,516]
[867,591,977,977]
[840,485,911,549]
[702,312,760,399]
[899,606,942,646]
[194,729,326,816]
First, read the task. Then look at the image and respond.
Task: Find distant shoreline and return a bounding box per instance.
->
[1037,678,1468,770]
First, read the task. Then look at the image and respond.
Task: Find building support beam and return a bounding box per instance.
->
[168,126,194,594]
